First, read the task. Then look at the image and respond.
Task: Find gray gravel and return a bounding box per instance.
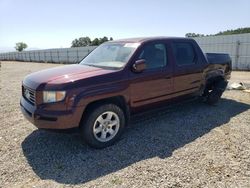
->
[0,61,250,188]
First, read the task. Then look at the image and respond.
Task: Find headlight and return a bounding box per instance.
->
[43,91,66,103]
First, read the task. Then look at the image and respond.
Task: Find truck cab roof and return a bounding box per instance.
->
[109,36,191,44]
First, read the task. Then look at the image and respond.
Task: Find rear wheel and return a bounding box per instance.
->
[80,103,125,149]
[205,80,228,105]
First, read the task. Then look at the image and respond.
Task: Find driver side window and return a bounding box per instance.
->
[137,43,167,69]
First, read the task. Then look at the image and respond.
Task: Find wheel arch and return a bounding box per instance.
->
[205,75,225,87]
[79,96,130,128]
[202,74,227,97]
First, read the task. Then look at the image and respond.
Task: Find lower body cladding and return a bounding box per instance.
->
[20,96,83,129]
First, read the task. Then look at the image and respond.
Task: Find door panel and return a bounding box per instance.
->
[129,42,174,107]
[171,41,203,96]
[130,69,173,107]
[174,72,203,93]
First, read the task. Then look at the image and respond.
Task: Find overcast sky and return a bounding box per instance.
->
[0,0,249,52]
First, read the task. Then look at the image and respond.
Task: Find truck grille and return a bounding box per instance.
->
[23,86,36,105]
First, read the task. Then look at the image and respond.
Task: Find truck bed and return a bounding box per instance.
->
[205,53,232,66]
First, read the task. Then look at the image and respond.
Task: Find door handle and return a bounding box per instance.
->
[165,76,171,80]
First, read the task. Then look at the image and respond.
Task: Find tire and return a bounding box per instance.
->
[206,80,228,105]
[80,103,125,149]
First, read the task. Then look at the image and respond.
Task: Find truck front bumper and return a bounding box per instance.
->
[20,96,83,129]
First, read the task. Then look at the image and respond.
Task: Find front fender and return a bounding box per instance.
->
[73,81,130,108]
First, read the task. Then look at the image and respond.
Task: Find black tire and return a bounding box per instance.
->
[80,103,125,149]
[206,80,228,105]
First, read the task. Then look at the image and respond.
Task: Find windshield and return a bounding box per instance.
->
[80,42,140,69]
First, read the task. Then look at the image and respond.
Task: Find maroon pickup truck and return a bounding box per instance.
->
[20,37,231,148]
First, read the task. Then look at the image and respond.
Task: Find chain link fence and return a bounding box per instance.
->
[0,46,97,64]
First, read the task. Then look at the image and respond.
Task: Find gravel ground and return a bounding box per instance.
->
[0,61,250,188]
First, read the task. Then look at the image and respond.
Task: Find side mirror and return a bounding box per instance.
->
[132,59,146,73]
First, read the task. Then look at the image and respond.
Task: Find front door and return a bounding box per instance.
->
[130,42,174,107]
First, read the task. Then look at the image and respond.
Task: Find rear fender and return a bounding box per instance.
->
[205,68,225,82]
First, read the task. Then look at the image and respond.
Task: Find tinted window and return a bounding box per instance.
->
[173,42,196,65]
[137,43,167,69]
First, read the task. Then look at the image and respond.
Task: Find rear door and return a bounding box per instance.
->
[171,40,204,96]
[129,41,174,107]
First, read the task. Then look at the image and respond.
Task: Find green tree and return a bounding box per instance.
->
[71,36,114,47]
[79,37,91,46]
[71,39,79,47]
[91,38,100,46]
[185,33,204,38]
[71,36,91,47]
[99,36,109,44]
[185,27,250,38]
[15,42,28,52]
[215,27,250,36]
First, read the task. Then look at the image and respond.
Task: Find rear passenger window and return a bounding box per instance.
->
[173,42,196,65]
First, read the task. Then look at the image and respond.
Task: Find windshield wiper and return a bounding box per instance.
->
[82,64,101,68]
[82,63,119,70]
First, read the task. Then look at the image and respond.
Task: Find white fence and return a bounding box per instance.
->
[0,34,250,70]
[0,46,97,64]
[194,33,250,70]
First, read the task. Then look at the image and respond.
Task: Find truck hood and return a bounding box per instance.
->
[23,64,116,89]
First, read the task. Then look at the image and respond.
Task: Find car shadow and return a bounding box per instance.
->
[22,98,250,185]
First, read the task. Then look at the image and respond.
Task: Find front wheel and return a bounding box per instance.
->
[80,103,125,149]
